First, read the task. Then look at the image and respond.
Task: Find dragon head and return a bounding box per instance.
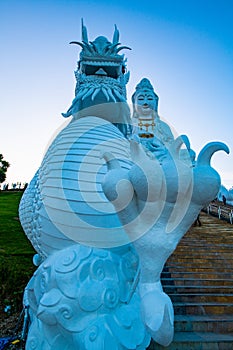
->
[74,20,131,81]
[62,20,132,136]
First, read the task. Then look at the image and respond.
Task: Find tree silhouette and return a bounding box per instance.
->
[0,154,10,183]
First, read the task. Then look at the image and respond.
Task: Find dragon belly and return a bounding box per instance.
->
[19,116,132,257]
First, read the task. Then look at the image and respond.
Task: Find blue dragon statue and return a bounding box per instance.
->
[19,20,229,349]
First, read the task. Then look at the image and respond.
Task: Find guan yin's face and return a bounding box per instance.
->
[135,92,158,117]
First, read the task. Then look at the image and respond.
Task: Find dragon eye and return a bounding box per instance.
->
[83,64,120,79]
[84,65,98,75]
[103,66,120,78]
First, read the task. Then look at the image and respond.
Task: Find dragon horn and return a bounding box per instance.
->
[69,41,85,48]
[81,18,88,43]
[106,43,121,54]
[112,24,119,45]
[116,46,132,53]
[69,41,93,54]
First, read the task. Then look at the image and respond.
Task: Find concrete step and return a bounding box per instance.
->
[166,261,233,268]
[162,278,233,286]
[174,302,233,315]
[174,251,233,257]
[169,252,233,266]
[171,294,233,303]
[174,315,233,333]
[178,239,233,244]
[176,249,233,255]
[165,266,233,274]
[177,241,233,245]
[161,271,233,279]
[148,332,233,349]
[147,212,233,349]
[175,245,233,250]
[168,251,233,265]
[178,241,233,246]
[163,285,233,294]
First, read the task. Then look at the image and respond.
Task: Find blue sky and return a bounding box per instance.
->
[1,0,233,188]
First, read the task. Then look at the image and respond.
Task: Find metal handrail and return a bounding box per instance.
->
[206,203,233,224]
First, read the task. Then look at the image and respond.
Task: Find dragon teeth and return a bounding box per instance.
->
[82,60,119,67]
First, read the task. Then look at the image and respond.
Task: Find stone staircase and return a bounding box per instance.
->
[148,211,233,349]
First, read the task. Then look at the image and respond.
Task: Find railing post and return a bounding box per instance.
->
[230,210,233,225]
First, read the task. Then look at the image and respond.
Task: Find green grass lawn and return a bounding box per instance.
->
[0,191,34,255]
[0,191,35,312]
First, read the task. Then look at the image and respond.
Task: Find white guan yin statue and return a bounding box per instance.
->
[131,77,196,165]
[19,20,229,349]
